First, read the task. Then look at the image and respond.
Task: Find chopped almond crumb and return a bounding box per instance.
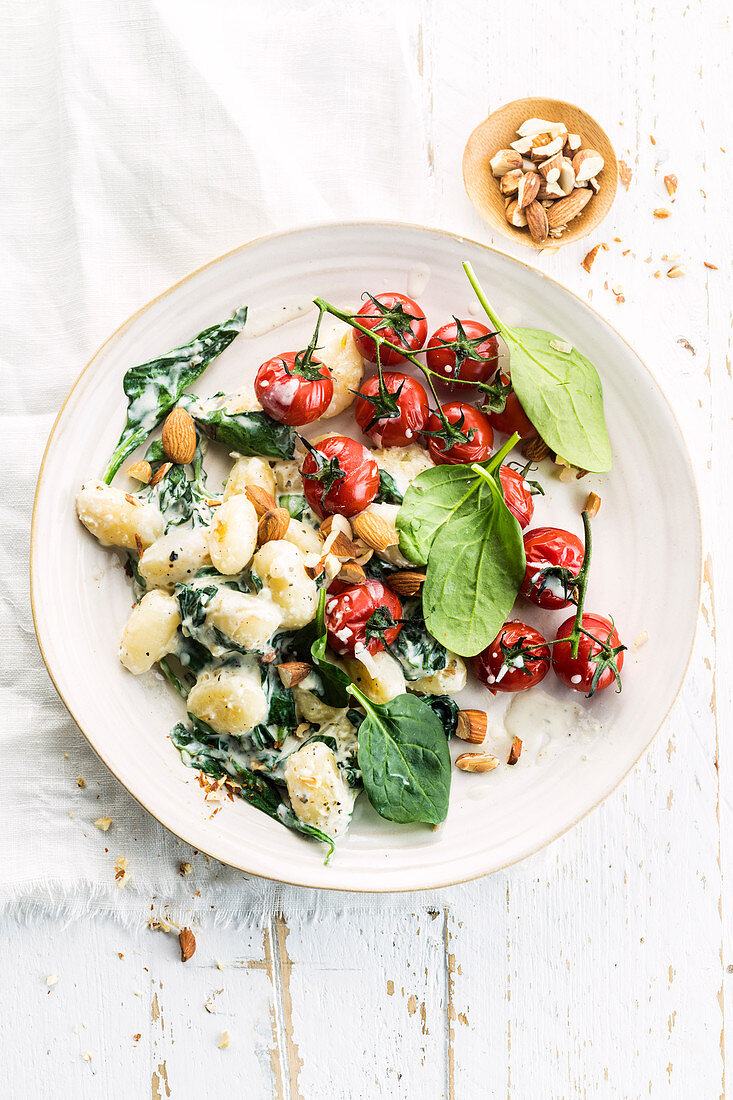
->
[46,974,59,986]
[650,135,656,145]
[704,262,718,270]
[618,160,632,189]
[632,630,649,650]
[179,861,192,876]
[218,1031,231,1049]
[653,208,671,219]
[114,856,130,888]
[133,1033,141,1043]
[94,817,112,832]
[581,245,600,273]
[77,776,86,788]
[666,265,685,279]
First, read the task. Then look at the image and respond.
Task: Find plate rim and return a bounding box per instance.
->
[30,219,703,892]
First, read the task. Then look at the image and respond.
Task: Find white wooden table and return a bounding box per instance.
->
[4,1,731,1095]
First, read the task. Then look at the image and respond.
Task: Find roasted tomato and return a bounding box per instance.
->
[498,465,534,529]
[426,402,494,465]
[301,436,379,519]
[325,580,403,657]
[483,371,536,439]
[471,620,550,694]
[552,613,625,695]
[521,527,585,610]
[354,371,430,448]
[255,351,333,426]
[352,292,428,366]
[425,319,498,393]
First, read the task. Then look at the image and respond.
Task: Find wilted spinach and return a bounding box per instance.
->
[103,307,247,483]
[375,469,404,504]
[387,600,448,681]
[192,399,295,460]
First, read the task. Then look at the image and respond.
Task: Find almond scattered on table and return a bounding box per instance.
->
[179,927,196,962]
[490,117,605,243]
[581,244,601,273]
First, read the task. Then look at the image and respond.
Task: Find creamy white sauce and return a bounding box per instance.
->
[504,689,595,761]
[241,301,312,339]
[406,263,431,298]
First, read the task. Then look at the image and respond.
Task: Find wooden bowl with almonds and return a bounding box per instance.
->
[463,97,618,249]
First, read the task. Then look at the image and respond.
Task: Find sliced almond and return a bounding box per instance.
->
[564,132,582,155]
[653,207,671,219]
[618,160,633,190]
[455,752,499,774]
[258,507,290,544]
[489,148,524,177]
[504,200,527,228]
[584,491,602,517]
[305,562,324,581]
[352,512,397,552]
[525,200,549,244]
[556,158,576,196]
[507,736,523,766]
[500,169,523,195]
[572,149,604,183]
[546,188,593,228]
[588,177,601,194]
[456,710,488,744]
[319,514,352,541]
[537,152,562,183]
[277,661,312,689]
[530,134,565,161]
[509,136,533,155]
[666,265,685,279]
[179,928,196,962]
[162,407,197,465]
[245,484,277,517]
[386,571,426,598]
[517,118,567,140]
[664,173,678,199]
[150,462,172,487]
[328,530,358,560]
[126,460,152,484]
[517,171,541,209]
[337,560,367,585]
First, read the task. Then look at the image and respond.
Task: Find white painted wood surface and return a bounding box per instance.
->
[3,0,731,1095]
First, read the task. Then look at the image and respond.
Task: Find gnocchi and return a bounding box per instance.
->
[138,526,211,590]
[223,455,277,500]
[119,590,181,674]
[207,494,258,575]
[317,326,365,419]
[253,539,317,629]
[343,650,406,704]
[410,653,467,695]
[187,662,268,736]
[284,741,356,837]
[76,481,164,550]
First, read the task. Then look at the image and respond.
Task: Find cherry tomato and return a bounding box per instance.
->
[302,436,379,519]
[426,402,494,465]
[354,372,430,448]
[255,352,333,426]
[425,319,499,393]
[353,292,428,366]
[499,466,534,529]
[325,580,403,657]
[484,371,536,439]
[552,613,625,695]
[521,527,585,610]
[471,620,550,694]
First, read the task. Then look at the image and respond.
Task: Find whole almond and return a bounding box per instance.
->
[245,484,278,517]
[179,927,196,962]
[455,752,499,774]
[258,508,290,544]
[456,710,488,744]
[522,435,551,461]
[352,512,397,552]
[126,460,152,484]
[386,571,426,598]
[150,461,172,487]
[584,491,602,518]
[546,188,593,228]
[518,171,541,209]
[525,200,549,244]
[507,736,523,766]
[162,407,196,465]
[337,560,367,585]
[277,661,312,689]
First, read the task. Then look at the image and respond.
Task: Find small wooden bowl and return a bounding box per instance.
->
[463,97,618,250]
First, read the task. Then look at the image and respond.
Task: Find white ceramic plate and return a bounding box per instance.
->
[32,223,701,892]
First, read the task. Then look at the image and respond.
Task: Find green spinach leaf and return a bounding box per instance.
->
[352,687,451,825]
[411,693,460,738]
[103,307,247,483]
[375,469,404,505]
[192,400,295,460]
[279,493,308,520]
[396,464,488,565]
[464,262,611,472]
[387,600,448,681]
[422,469,525,657]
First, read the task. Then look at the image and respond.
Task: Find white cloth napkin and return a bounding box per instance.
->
[1,0,489,925]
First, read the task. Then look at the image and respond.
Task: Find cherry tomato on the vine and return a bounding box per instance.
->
[354,371,430,448]
[426,401,494,465]
[498,465,534,529]
[471,620,550,694]
[425,319,498,393]
[301,436,379,519]
[483,371,536,439]
[552,613,625,695]
[521,527,585,610]
[353,292,428,366]
[325,580,403,657]
[255,352,333,426]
